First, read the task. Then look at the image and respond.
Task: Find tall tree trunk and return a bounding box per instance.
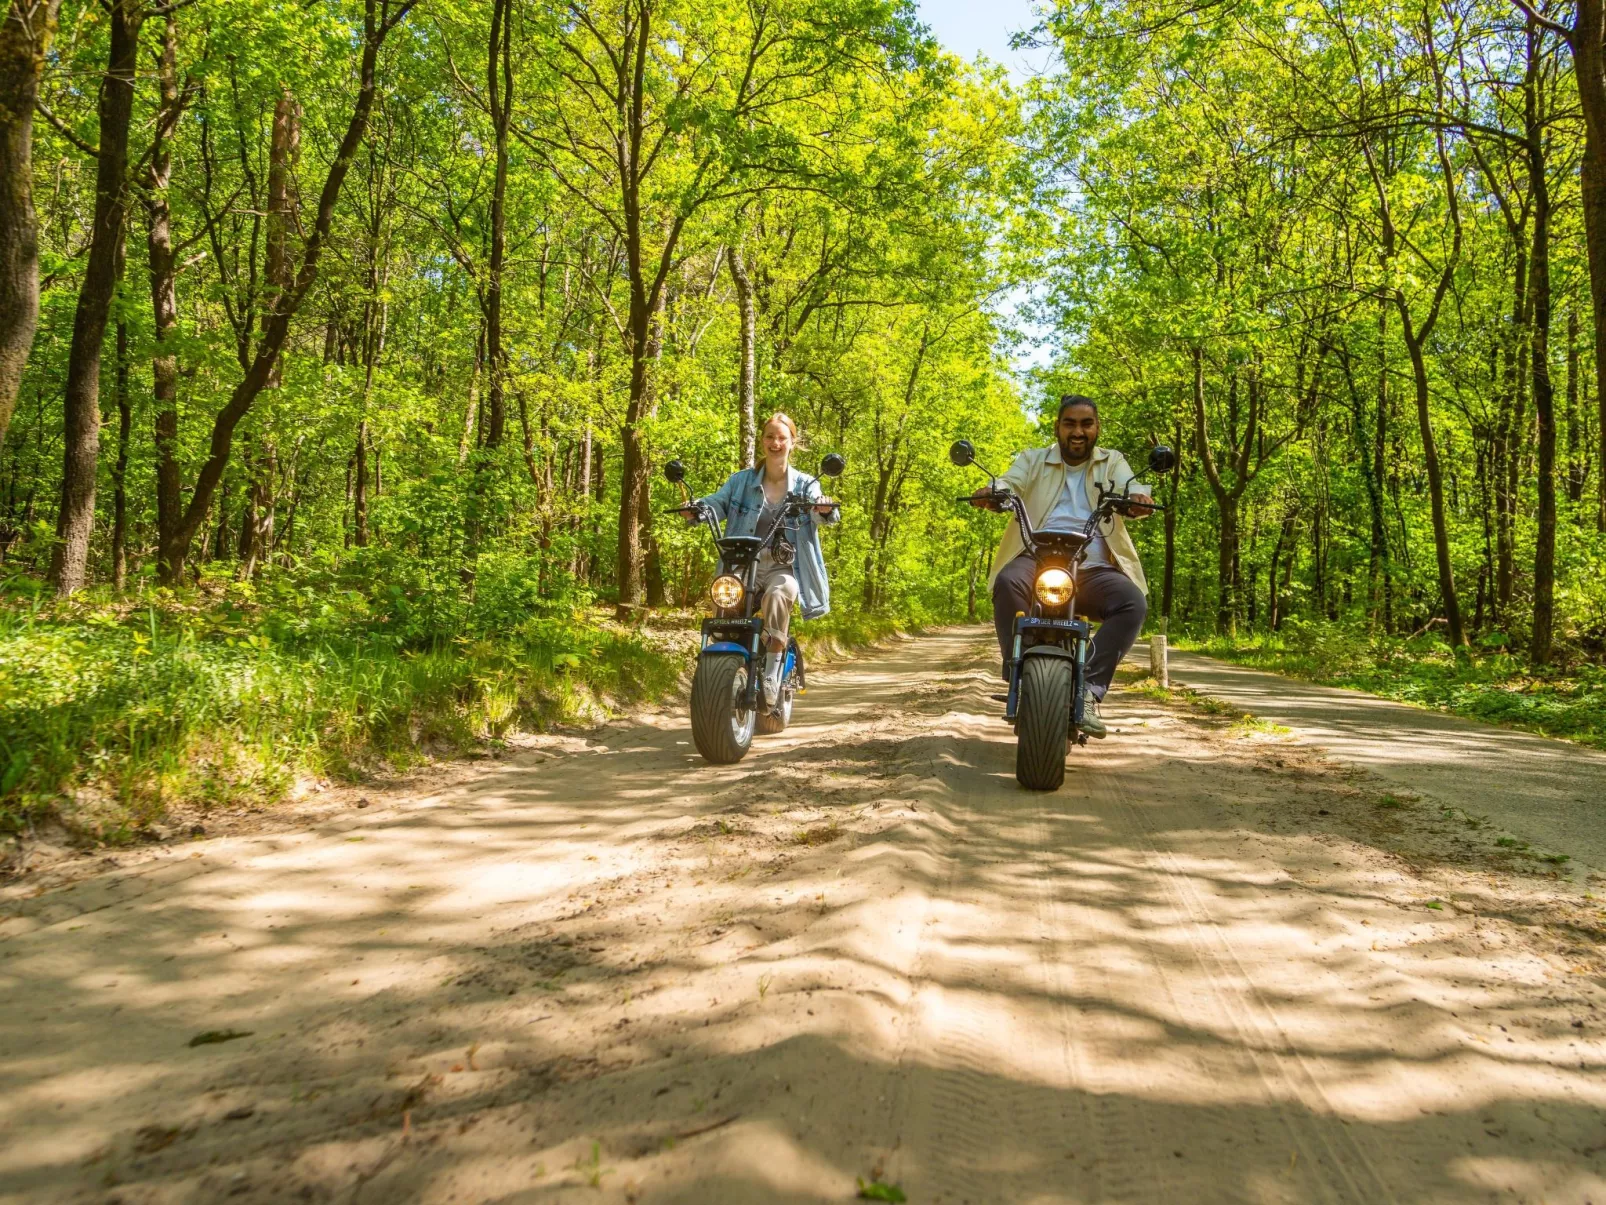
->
[1567,303,1585,503]
[238,87,299,580]
[145,13,186,584]
[354,421,371,547]
[0,0,62,450]
[482,0,511,450]
[1563,0,1606,530]
[50,0,141,594]
[1528,36,1558,665]
[730,240,758,467]
[1400,315,1467,647]
[1495,241,1528,617]
[110,316,130,590]
[616,288,665,615]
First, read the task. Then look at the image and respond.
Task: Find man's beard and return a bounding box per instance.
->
[1059,435,1095,464]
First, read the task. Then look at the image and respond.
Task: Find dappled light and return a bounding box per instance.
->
[4,630,1603,1202]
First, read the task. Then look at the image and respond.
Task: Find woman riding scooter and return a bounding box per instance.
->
[689,413,839,705]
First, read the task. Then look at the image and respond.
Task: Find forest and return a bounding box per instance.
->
[4,0,1606,838]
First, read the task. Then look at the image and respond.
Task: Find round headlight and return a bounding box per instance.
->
[710,575,745,609]
[1034,567,1074,608]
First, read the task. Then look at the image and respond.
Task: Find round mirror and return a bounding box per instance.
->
[663,459,686,484]
[1147,445,1177,475]
[949,439,975,468]
[820,452,846,478]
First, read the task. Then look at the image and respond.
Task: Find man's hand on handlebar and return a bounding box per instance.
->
[967,487,1006,512]
[1127,491,1155,519]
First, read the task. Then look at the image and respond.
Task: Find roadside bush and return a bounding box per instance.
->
[0,588,678,841]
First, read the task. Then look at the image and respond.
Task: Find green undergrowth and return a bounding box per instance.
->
[1,570,924,844]
[0,584,680,843]
[1175,620,1606,749]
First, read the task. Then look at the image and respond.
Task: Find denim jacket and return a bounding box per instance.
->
[699,465,839,619]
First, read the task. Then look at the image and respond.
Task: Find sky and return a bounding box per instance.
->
[916,0,1058,379]
[914,0,1051,84]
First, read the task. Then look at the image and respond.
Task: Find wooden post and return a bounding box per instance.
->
[1150,617,1169,688]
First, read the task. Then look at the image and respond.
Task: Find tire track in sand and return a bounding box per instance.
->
[884,629,1395,1204]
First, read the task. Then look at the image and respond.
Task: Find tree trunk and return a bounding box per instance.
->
[146,13,186,584]
[110,317,130,590]
[1527,37,1557,665]
[482,0,511,450]
[1399,313,1468,647]
[1565,0,1606,530]
[0,0,62,450]
[730,241,758,467]
[353,421,369,547]
[1567,304,1585,503]
[615,289,665,614]
[50,0,141,594]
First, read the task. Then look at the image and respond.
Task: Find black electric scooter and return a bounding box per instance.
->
[952,439,1175,790]
[663,454,845,764]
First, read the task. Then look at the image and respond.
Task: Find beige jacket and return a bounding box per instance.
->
[987,444,1149,594]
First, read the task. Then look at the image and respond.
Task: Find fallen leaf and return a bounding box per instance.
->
[857,1179,907,1203]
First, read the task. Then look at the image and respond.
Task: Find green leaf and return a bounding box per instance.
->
[857,1179,907,1202]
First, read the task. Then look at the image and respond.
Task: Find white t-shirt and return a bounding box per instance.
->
[1040,461,1113,566]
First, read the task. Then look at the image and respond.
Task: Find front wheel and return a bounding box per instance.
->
[1016,655,1073,791]
[690,653,756,764]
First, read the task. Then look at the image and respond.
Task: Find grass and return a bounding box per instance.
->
[0,587,681,844]
[0,574,936,849]
[1175,620,1606,749]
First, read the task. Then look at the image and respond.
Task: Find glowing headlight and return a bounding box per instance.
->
[710,575,745,609]
[1034,567,1074,608]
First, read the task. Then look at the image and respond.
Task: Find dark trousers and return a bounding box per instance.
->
[992,555,1148,699]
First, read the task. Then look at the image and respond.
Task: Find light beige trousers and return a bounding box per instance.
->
[754,557,800,646]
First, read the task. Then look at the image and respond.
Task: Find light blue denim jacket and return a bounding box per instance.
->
[699,465,839,619]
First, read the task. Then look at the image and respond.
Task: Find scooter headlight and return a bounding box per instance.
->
[710,575,745,610]
[1034,567,1074,608]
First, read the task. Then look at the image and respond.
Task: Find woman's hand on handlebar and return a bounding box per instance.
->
[813,497,838,516]
[667,502,707,525]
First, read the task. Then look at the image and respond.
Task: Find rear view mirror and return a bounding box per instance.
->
[663,459,686,485]
[819,453,846,478]
[949,439,975,468]
[1147,445,1176,475]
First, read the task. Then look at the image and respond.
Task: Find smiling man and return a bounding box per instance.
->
[970,394,1153,737]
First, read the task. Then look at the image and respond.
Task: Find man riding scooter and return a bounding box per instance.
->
[970,394,1155,737]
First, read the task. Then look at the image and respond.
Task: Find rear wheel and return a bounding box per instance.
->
[756,687,793,734]
[756,637,800,735]
[690,653,756,763]
[1015,655,1073,791]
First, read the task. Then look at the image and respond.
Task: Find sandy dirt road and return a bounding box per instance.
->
[1166,649,1606,876]
[3,627,1606,1204]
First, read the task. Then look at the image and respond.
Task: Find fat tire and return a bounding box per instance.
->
[690,653,755,764]
[1016,656,1072,791]
[756,637,800,734]
[756,689,792,734]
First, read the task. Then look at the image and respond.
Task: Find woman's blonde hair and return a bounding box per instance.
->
[762,411,804,448]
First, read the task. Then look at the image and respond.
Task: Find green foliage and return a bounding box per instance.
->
[0,585,678,838]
